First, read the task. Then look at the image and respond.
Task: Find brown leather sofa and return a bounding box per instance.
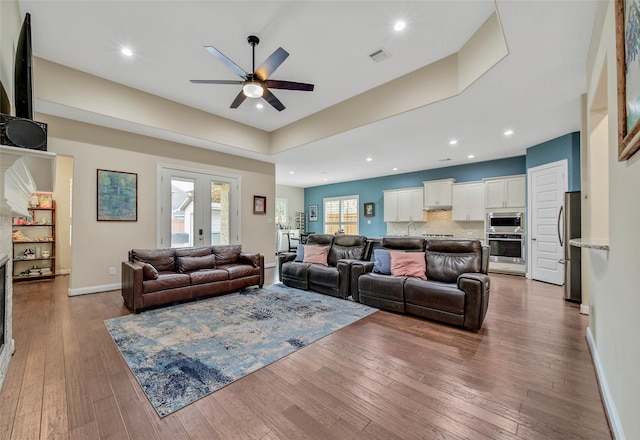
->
[350,237,490,331]
[278,234,368,299]
[121,245,264,313]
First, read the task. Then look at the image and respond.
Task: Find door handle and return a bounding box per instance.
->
[531,237,537,241]
[557,205,564,246]
[558,258,566,265]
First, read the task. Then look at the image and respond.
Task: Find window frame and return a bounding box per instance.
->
[323,195,359,235]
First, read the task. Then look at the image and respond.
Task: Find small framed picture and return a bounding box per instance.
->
[309,204,318,222]
[253,195,266,215]
[364,202,375,217]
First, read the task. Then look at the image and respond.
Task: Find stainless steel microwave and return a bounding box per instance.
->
[486,212,524,233]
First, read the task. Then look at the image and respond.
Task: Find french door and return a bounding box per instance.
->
[158,166,240,248]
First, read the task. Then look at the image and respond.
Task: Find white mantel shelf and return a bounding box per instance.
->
[569,238,610,251]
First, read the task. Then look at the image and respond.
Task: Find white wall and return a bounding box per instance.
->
[53,154,72,274]
[586,2,640,438]
[40,115,276,295]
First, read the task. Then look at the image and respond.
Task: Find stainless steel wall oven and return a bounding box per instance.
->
[487,233,525,264]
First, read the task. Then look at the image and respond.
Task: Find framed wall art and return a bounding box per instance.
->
[364,202,375,217]
[97,169,138,221]
[616,0,640,161]
[309,204,318,222]
[253,195,266,215]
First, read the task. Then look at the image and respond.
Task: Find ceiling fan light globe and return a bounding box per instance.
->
[243,82,264,98]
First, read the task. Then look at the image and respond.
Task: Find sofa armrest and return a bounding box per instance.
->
[278,252,297,282]
[349,261,375,302]
[239,252,260,267]
[122,260,144,313]
[458,272,491,331]
[335,259,364,299]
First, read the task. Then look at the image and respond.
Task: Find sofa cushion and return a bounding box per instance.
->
[217,264,261,280]
[189,269,229,285]
[358,273,405,302]
[373,249,391,275]
[295,244,305,262]
[178,254,217,273]
[390,251,427,280]
[404,278,466,314]
[212,245,242,265]
[142,263,159,280]
[303,245,329,266]
[142,272,191,294]
[308,264,339,288]
[328,235,367,266]
[175,246,212,258]
[131,248,176,272]
[425,239,481,283]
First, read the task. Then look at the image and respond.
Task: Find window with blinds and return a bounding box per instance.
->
[323,195,359,235]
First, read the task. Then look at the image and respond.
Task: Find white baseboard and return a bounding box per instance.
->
[586,327,624,439]
[68,283,121,296]
[580,303,590,315]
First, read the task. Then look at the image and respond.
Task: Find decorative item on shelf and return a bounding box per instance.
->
[37,192,53,208]
[12,230,28,241]
[41,250,50,258]
[253,195,266,215]
[28,193,39,208]
[23,248,35,259]
[364,202,375,217]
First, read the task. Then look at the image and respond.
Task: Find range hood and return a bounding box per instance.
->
[424,205,452,211]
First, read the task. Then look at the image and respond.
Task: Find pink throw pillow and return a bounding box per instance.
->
[389,251,427,280]
[302,245,329,266]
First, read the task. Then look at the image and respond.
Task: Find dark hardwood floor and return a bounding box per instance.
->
[0,269,611,439]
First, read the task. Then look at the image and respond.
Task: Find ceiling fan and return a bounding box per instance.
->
[190,35,314,112]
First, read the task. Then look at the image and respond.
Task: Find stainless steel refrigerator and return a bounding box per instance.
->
[559,191,581,302]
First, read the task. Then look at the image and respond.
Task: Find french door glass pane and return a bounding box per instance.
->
[211,182,230,245]
[171,178,194,247]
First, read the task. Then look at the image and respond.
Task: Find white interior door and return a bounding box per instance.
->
[528,160,567,285]
[159,166,239,248]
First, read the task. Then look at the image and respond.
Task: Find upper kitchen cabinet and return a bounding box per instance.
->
[452,182,484,221]
[384,187,424,222]
[423,178,455,210]
[484,175,526,209]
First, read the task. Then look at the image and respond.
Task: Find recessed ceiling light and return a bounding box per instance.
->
[323,178,328,181]
[394,20,406,32]
[392,167,398,171]
[449,139,458,145]
[504,129,514,136]
[366,157,373,162]
[121,47,133,57]
[467,154,475,159]
[289,171,294,175]
[256,103,264,109]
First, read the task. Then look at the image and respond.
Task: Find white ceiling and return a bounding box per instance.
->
[19,0,599,188]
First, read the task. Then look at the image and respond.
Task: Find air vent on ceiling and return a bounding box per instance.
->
[369,48,391,63]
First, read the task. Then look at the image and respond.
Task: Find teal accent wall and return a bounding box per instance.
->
[304,132,581,236]
[304,156,526,237]
[525,132,581,191]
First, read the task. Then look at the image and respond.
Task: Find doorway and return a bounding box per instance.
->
[528,160,568,285]
[158,166,240,248]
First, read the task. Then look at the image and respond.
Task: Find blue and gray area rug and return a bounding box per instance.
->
[104,283,376,417]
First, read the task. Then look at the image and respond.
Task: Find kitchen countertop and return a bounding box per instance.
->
[569,238,609,251]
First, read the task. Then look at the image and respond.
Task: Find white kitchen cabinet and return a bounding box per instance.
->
[484,175,526,209]
[384,187,424,222]
[423,178,455,210]
[452,182,485,221]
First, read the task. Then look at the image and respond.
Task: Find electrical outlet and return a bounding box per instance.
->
[109,267,116,275]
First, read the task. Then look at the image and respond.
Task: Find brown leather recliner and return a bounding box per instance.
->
[351,237,490,331]
[278,234,368,299]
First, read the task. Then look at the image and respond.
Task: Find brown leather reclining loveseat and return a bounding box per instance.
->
[350,237,491,331]
[121,245,264,313]
[278,234,368,299]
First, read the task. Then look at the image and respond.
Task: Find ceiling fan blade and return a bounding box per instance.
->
[265,80,314,91]
[230,90,248,109]
[190,79,244,85]
[263,88,285,111]
[204,46,247,79]
[255,47,289,80]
